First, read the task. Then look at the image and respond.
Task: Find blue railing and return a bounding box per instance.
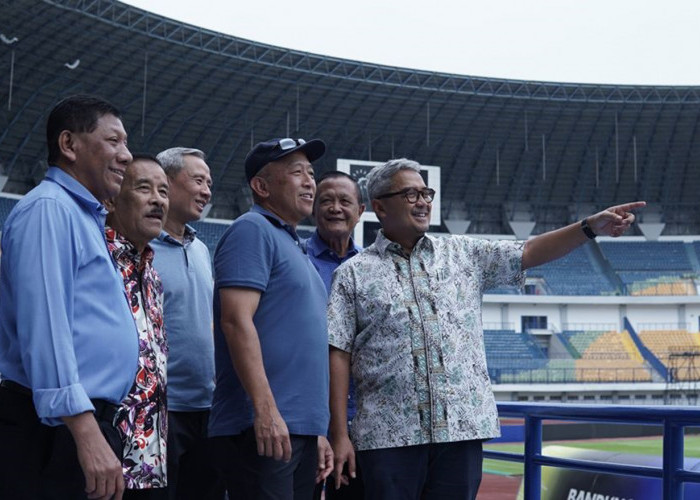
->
[486,402,700,499]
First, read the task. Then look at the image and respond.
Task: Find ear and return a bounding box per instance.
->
[57,130,78,163]
[358,203,366,218]
[371,199,385,218]
[103,196,116,214]
[249,176,269,200]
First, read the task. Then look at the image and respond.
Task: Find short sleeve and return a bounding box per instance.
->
[467,238,526,291]
[214,217,273,292]
[327,265,358,353]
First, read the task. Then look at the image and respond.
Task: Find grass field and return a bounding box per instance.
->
[483,435,700,476]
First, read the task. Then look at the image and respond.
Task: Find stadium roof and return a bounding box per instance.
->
[2,0,700,233]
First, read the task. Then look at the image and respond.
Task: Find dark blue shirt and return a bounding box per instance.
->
[306,230,361,295]
[306,230,361,421]
[0,167,138,425]
[209,205,329,437]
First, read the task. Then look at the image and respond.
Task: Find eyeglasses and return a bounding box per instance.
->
[376,187,435,203]
[278,138,306,150]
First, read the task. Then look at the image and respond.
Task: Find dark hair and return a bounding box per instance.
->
[130,153,163,168]
[46,95,122,164]
[316,170,363,204]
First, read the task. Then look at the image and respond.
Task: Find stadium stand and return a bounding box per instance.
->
[527,245,618,296]
[2,1,700,234]
[599,241,697,295]
[638,329,700,381]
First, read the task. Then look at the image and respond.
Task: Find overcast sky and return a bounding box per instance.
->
[123,0,700,86]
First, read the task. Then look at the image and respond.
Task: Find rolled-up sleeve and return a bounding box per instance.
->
[7,200,93,424]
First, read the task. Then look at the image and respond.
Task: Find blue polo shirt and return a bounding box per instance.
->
[306,230,361,422]
[209,205,329,437]
[151,227,215,411]
[0,167,139,425]
[306,230,361,295]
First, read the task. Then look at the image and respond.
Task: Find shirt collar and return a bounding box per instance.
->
[105,226,155,268]
[45,167,107,217]
[251,204,301,244]
[374,229,435,256]
[157,224,197,246]
[307,230,361,259]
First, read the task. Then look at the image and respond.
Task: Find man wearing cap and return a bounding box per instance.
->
[209,138,333,499]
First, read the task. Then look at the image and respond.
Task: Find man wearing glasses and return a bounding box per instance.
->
[209,138,334,498]
[327,158,645,500]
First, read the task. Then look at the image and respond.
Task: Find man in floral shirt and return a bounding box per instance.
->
[105,153,170,498]
[327,158,645,500]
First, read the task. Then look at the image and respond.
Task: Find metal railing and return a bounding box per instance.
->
[486,403,700,499]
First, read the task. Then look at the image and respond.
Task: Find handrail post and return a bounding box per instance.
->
[523,415,542,500]
[663,419,684,500]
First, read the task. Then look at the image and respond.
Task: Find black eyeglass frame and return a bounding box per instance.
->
[375,187,436,203]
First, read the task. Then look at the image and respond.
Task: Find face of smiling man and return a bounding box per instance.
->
[106,158,169,252]
[314,175,364,247]
[254,151,316,227]
[372,169,432,252]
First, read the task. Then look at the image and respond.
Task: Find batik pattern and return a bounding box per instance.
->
[328,231,525,451]
[106,227,168,488]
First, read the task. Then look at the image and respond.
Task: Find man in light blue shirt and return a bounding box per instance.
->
[151,147,222,499]
[0,95,138,500]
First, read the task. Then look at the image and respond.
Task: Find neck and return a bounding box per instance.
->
[106,218,148,253]
[320,232,352,257]
[258,202,300,229]
[382,229,422,255]
[163,218,187,242]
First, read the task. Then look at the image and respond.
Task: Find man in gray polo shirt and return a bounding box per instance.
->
[151,147,222,499]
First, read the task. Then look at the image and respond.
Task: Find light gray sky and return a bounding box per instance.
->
[123,0,700,86]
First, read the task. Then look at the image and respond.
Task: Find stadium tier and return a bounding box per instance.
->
[2,1,700,233]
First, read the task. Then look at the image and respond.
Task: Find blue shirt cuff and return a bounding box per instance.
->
[34,384,94,426]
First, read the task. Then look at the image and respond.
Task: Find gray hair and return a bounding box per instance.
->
[366,158,422,200]
[156,147,206,177]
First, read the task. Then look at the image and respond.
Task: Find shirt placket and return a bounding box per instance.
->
[395,244,448,444]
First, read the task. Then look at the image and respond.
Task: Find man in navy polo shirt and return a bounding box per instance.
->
[209,138,333,499]
[307,171,365,499]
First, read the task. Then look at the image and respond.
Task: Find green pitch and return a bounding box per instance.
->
[483,435,700,476]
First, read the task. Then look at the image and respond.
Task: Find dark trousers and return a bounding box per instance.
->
[318,460,365,500]
[167,410,224,500]
[0,383,123,500]
[357,440,483,500]
[211,427,318,500]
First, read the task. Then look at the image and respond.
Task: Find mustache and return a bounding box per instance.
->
[147,208,165,218]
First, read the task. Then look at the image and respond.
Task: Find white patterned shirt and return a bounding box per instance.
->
[328,231,525,451]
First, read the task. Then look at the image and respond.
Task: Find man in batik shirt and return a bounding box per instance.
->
[105,153,170,498]
[327,158,645,500]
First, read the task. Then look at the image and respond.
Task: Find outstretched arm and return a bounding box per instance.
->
[521,201,646,270]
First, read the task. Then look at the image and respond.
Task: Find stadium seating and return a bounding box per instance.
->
[527,246,618,296]
[638,329,700,381]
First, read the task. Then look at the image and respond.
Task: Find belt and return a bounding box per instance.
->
[0,379,31,397]
[0,379,120,426]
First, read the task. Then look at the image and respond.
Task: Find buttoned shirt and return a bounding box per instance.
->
[0,167,138,425]
[151,226,214,411]
[106,227,168,489]
[328,231,525,451]
[306,230,361,294]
